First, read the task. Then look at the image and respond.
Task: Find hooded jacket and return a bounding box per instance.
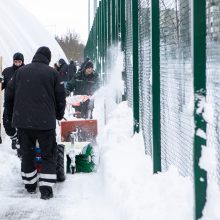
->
[66,70,99,95]
[58,58,68,82]
[5,47,66,130]
[2,53,24,91]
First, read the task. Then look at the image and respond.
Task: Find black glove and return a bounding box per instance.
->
[65,90,70,97]
[56,115,63,121]
[0,75,3,83]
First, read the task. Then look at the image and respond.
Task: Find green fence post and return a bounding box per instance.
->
[103,0,108,84]
[192,0,207,219]
[112,0,116,44]
[108,0,111,47]
[132,0,139,133]
[100,2,102,73]
[97,3,101,74]
[94,8,97,66]
[120,0,126,51]
[117,0,121,42]
[151,0,161,173]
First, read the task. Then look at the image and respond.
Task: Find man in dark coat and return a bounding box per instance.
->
[5,46,66,200]
[2,52,24,151]
[67,60,77,81]
[58,58,68,87]
[66,60,99,118]
[66,60,99,96]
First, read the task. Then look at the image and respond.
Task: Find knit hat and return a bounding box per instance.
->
[13,52,24,62]
[58,58,66,66]
[84,60,93,70]
[35,46,51,62]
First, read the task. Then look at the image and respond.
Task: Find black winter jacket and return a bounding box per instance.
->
[2,64,24,90]
[66,71,99,95]
[59,59,68,82]
[5,53,66,130]
[67,61,77,80]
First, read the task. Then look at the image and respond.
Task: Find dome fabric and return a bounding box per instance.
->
[0,0,67,68]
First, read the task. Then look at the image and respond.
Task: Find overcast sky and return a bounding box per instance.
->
[18,0,89,44]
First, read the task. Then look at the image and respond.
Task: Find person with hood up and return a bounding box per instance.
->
[67,60,77,81]
[2,52,24,153]
[5,46,66,200]
[58,58,68,88]
[66,60,99,118]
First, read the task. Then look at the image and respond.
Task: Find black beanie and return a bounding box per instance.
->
[84,60,94,70]
[35,46,51,62]
[13,52,24,62]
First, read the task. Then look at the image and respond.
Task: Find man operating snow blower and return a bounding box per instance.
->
[60,60,99,175]
[65,60,99,119]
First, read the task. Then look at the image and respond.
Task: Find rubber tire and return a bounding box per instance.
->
[56,144,65,182]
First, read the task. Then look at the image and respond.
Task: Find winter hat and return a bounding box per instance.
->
[58,58,66,66]
[84,60,94,70]
[35,46,51,62]
[13,52,24,62]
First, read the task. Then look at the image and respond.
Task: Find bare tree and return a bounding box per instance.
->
[55,30,85,63]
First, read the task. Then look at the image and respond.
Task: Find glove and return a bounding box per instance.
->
[0,75,3,83]
[56,115,63,121]
[65,90,70,97]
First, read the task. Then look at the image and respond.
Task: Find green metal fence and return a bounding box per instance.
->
[206,0,220,189]
[138,0,152,156]
[84,0,219,219]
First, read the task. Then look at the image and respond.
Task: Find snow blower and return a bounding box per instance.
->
[59,95,98,174]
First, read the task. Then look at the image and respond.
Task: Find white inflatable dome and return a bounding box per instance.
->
[0,0,67,68]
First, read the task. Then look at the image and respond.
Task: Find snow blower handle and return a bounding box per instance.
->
[57,117,67,126]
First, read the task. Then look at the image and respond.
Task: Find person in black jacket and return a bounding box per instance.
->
[5,46,66,200]
[2,52,24,151]
[66,60,99,118]
[58,58,68,88]
[67,60,77,81]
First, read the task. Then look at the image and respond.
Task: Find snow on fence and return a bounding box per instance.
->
[84,0,220,219]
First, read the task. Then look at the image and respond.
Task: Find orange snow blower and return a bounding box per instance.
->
[59,95,98,174]
[60,119,97,143]
[61,95,98,143]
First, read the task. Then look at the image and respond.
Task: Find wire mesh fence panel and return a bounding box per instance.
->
[125,0,133,108]
[160,0,194,177]
[138,0,152,156]
[206,0,220,187]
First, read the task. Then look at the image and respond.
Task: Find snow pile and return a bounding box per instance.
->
[0,44,219,219]
[96,101,194,220]
[0,98,220,219]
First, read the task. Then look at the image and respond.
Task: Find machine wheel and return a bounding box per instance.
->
[56,144,65,182]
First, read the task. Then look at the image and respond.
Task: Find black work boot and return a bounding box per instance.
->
[11,139,17,150]
[17,148,22,158]
[40,186,53,200]
[25,183,37,194]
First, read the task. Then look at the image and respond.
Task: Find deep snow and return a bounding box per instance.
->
[0,94,220,219]
[0,43,220,220]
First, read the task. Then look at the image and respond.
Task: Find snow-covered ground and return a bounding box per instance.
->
[0,99,192,220]
[0,94,220,219]
[0,45,220,220]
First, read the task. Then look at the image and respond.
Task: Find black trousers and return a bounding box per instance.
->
[18,129,57,189]
[3,109,16,137]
